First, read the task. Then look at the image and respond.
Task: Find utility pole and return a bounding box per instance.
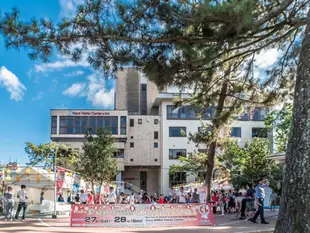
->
[52,148,57,218]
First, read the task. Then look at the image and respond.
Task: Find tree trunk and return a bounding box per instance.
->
[91,181,95,204]
[98,181,103,204]
[205,81,228,201]
[205,141,217,202]
[274,18,310,233]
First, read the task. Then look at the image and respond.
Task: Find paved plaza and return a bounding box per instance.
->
[0,210,277,233]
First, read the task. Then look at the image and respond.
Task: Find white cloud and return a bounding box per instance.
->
[92,89,114,108]
[0,66,26,101]
[59,0,84,18]
[35,59,88,72]
[63,73,114,108]
[64,70,84,77]
[255,49,280,69]
[32,91,44,101]
[63,83,86,97]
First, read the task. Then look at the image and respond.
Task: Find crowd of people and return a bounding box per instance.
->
[2,178,277,225]
[0,185,29,221]
[70,186,201,205]
[210,179,277,224]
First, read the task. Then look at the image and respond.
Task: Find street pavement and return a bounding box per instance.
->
[0,210,278,233]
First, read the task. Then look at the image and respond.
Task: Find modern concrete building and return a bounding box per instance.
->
[50,69,269,195]
[115,68,162,115]
[152,93,267,194]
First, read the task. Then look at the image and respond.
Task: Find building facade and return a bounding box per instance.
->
[50,69,269,195]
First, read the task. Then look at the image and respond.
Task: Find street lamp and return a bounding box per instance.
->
[52,148,58,219]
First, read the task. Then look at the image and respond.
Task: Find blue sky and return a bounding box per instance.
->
[0,0,115,165]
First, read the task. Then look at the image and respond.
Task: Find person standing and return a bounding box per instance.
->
[15,184,28,221]
[211,192,218,214]
[129,193,135,204]
[95,192,100,204]
[249,179,269,224]
[80,190,88,204]
[57,194,64,203]
[218,191,225,216]
[74,193,80,203]
[108,187,117,204]
[4,186,14,221]
[40,192,44,204]
[67,194,71,203]
[240,184,256,220]
[191,188,200,203]
[87,191,94,204]
[270,191,277,211]
[136,192,142,204]
[177,187,186,204]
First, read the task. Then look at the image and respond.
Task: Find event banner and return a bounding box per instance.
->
[70,204,214,227]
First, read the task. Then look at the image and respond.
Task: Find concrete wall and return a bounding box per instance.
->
[126,70,141,114]
[115,70,129,110]
[125,115,161,166]
[123,167,159,194]
[146,81,160,115]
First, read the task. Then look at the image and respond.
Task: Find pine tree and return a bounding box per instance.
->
[1,1,310,229]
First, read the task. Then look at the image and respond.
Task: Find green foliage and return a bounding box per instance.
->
[25,142,79,170]
[218,138,283,192]
[78,128,118,185]
[265,103,292,152]
[169,152,208,182]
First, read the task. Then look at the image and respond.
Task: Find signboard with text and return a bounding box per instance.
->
[68,111,111,116]
[70,204,214,227]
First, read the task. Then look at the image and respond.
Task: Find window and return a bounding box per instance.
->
[169,149,186,160]
[198,149,208,153]
[231,127,241,137]
[121,116,127,135]
[114,149,124,158]
[167,105,197,119]
[138,119,142,124]
[140,84,147,115]
[252,128,267,138]
[154,142,158,148]
[169,127,186,137]
[130,119,134,127]
[238,107,250,121]
[203,107,216,120]
[198,127,211,136]
[59,116,74,134]
[154,131,159,139]
[51,116,57,134]
[59,116,118,135]
[130,142,134,148]
[89,116,97,134]
[154,119,159,124]
[252,107,267,121]
[169,172,186,188]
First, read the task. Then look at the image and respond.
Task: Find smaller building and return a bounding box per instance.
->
[50,109,161,194]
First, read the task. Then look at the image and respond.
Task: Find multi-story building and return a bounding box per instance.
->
[152,93,267,194]
[114,68,163,115]
[50,68,268,195]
